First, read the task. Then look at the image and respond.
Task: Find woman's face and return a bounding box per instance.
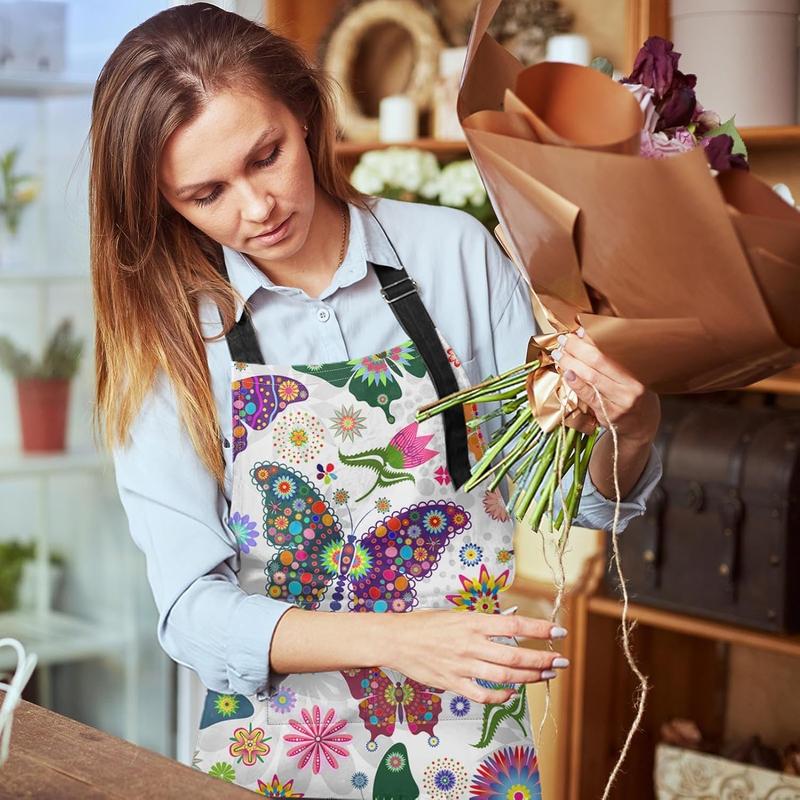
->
[159,88,316,262]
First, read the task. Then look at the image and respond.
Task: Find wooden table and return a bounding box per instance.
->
[0,691,250,798]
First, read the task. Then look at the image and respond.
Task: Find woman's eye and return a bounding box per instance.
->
[192,145,282,208]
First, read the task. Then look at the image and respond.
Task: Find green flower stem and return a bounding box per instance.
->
[555,430,599,540]
[415,360,539,422]
[482,422,543,493]
[464,405,532,492]
[529,427,578,531]
[512,432,559,521]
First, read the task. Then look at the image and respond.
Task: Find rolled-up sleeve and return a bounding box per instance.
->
[112,372,293,696]
[482,230,662,532]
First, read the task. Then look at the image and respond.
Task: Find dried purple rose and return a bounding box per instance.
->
[655,70,697,131]
[624,37,680,100]
[703,134,749,172]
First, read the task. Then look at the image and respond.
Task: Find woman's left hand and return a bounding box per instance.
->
[551,328,661,499]
[552,328,660,444]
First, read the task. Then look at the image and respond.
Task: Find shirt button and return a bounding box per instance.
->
[317,307,331,323]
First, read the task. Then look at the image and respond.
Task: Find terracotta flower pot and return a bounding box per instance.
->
[15,378,71,453]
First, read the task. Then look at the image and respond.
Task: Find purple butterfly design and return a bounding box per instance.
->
[251,462,471,612]
[231,375,308,459]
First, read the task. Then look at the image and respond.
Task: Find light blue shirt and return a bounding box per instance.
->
[112,197,662,697]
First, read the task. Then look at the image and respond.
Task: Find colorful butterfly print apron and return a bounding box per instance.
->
[193,221,544,800]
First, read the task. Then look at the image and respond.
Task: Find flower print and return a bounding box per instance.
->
[333,488,350,506]
[459,541,483,567]
[316,462,337,484]
[422,509,447,534]
[277,379,302,403]
[434,465,451,486]
[496,547,514,565]
[274,515,289,531]
[388,421,437,468]
[227,512,258,554]
[423,757,468,800]
[284,705,352,774]
[273,411,326,465]
[269,686,297,715]
[384,749,407,772]
[450,695,471,717]
[470,745,541,800]
[354,353,393,385]
[391,597,408,612]
[375,497,391,514]
[483,488,510,522]
[229,723,271,767]
[208,762,236,782]
[330,404,367,442]
[273,476,296,499]
[256,774,304,797]
[351,771,369,799]
[213,694,240,718]
[234,361,248,372]
[340,421,439,501]
[413,546,428,562]
[446,564,510,614]
[446,347,462,368]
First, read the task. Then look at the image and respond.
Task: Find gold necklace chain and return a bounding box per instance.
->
[336,201,349,268]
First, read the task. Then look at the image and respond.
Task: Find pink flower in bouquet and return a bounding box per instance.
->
[640,128,695,159]
[624,83,659,133]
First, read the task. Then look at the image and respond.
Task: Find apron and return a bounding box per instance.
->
[193,212,543,800]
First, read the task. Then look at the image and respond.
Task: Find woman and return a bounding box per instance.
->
[92,4,661,798]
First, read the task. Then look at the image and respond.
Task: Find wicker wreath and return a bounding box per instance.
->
[323,0,444,142]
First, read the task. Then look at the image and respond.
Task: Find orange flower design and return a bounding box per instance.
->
[229,723,271,767]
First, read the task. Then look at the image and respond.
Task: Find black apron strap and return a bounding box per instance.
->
[218,252,267,365]
[372,262,472,490]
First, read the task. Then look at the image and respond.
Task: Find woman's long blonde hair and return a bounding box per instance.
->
[91,3,368,490]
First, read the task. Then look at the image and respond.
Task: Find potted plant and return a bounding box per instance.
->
[0,541,65,612]
[0,145,39,268]
[0,319,84,452]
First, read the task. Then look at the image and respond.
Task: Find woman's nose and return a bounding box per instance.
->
[239,181,275,224]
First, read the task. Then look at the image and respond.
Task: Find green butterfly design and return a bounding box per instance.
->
[296,341,426,424]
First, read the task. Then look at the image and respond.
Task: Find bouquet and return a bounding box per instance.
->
[350,146,498,231]
[417,3,800,539]
[418,0,800,792]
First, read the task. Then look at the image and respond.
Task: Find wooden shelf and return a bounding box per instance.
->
[589,594,800,659]
[744,366,800,396]
[0,449,111,478]
[0,610,129,670]
[335,138,469,159]
[741,125,800,149]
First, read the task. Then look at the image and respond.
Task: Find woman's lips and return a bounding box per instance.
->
[251,213,292,245]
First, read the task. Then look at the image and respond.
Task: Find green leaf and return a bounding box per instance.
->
[590,56,614,77]
[705,115,748,159]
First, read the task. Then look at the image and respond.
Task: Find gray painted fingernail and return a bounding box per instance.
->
[576,326,585,338]
[552,348,563,362]
[541,670,557,680]
[552,657,570,669]
[557,333,567,347]
[550,626,568,638]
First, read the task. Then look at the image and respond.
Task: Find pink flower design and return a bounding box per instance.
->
[483,488,510,522]
[387,422,438,469]
[434,465,451,486]
[284,705,352,774]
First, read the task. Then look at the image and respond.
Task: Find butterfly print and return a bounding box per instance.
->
[232,375,309,459]
[340,667,443,749]
[251,462,471,612]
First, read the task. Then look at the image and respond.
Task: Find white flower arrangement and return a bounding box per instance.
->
[350,147,496,230]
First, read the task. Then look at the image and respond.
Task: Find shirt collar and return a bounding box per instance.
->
[222,200,403,322]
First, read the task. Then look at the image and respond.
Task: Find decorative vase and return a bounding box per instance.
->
[15,377,71,452]
[671,0,800,126]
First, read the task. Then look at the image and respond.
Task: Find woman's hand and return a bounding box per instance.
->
[385,609,569,705]
[552,328,661,499]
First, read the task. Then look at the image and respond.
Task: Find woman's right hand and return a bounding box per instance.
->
[384,609,569,705]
